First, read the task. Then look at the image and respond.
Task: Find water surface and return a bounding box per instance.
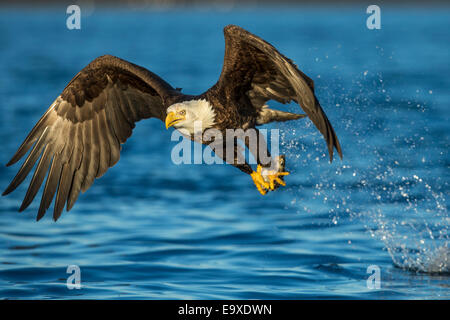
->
[0,7,448,299]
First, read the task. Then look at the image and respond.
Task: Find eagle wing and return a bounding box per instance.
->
[3,55,181,221]
[215,25,342,161]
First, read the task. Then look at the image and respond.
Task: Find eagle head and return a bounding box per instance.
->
[165,99,216,135]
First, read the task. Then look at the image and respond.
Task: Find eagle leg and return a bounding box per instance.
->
[244,130,290,194]
[250,165,270,195]
[259,155,290,191]
[211,133,289,195]
[250,161,290,195]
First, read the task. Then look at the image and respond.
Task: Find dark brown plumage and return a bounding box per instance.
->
[3,55,183,221]
[205,25,342,161]
[3,24,342,221]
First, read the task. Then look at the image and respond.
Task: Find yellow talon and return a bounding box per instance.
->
[266,171,289,190]
[251,165,269,195]
[251,165,289,195]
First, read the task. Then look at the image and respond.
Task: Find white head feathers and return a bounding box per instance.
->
[166,99,216,136]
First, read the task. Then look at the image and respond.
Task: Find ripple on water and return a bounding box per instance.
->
[0,8,449,299]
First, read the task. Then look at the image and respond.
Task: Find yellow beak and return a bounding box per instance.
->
[165,112,185,129]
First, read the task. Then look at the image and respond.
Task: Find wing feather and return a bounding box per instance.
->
[19,143,53,212]
[108,87,134,143]
[215,25,342,161]
[4,55,182,220]
[66,123,84,212]
[116,85,138,124]
[81,118,99,193]
[3,127,51,195]
[6,105,58,167]
[37,147,64,220]
[53,162,73,221]
[96,109,111,177]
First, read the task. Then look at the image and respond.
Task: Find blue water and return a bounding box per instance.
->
[0,7,448,299]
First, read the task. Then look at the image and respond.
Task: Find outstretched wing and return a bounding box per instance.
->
[214,25,342,161]
[3,55,182,221]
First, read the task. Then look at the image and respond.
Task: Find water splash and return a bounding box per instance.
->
[279,61,449,275]
[364,174,449,275]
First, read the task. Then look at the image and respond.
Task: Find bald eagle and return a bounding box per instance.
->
[3,25,342,221]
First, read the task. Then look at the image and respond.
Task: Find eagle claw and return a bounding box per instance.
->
[251,166,270,195]
[266,171,289,190]
[251,163,289,195]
